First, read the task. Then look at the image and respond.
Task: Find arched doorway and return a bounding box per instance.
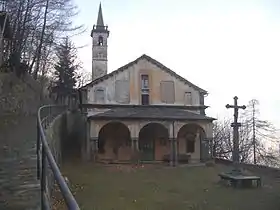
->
[138,123,169,161]
[177,124,206,162]
[98,122,131,161]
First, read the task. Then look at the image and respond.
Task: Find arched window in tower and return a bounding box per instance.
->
[98,36,103,46]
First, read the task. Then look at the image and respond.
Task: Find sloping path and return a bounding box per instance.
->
[0,115,40,210]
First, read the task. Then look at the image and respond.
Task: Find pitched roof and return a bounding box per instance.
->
[81,54,208,94]
[88,107,215,121]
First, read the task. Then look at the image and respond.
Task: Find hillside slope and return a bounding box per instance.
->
[0,73,51,209]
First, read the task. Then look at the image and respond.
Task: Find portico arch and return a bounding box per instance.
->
[177,123,206,162]
[97,121,132,161]
[138,123,169,161]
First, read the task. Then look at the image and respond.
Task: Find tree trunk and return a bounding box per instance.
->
[32,0,49,80]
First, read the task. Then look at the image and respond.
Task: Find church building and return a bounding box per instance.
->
[80,3,215,165]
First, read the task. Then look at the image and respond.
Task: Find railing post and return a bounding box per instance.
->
[38,105,80,210]
[36,119,41,180]
[41,146,47,210]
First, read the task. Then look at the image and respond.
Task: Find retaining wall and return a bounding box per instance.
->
[215,158,280,178]
[44,110,86,204]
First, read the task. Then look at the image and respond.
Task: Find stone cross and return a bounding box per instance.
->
[226,96,246,164]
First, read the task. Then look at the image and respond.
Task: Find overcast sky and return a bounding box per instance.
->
[73,0,280,130]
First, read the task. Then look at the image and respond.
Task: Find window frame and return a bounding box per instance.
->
[141,74,149,90]
[94,87,105,103]
[160,80,175,104]
[184,91,192,105]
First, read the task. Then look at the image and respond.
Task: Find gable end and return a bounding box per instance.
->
[81,54,207,94]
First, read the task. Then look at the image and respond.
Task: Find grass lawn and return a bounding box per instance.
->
[53,161,280,210]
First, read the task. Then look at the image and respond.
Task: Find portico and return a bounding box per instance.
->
[84,106,214,165]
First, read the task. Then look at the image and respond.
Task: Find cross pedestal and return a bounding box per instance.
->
[219,97,262,188]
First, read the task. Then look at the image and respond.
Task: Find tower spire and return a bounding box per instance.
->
[97,2,104,26]
[91,3,109,81]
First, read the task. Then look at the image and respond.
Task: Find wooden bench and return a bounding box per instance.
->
[219,173,261,188]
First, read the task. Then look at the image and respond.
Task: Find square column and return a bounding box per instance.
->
[131,137,140,164]
[131,137,139,151]
[93,138,98,161]
[82,119,91,162]
[89,137,98,162]
[169,138,178,166]
[174,138,178,165]
[169,138,173,166]
[201,137,213,161]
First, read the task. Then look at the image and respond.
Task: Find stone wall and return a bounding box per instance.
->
[44,110,86,202]
[45,113,66,165]
[45,110,87,163]
[44,112,66,200]
[215,158,280,178]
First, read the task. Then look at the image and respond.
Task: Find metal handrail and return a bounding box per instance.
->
[37,104,80,210]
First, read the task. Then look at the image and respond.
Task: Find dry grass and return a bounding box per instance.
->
[53,161,280,210]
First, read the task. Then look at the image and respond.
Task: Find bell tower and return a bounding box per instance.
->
[91,3,109,80]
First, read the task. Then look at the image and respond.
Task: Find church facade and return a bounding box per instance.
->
[80,4,215,165]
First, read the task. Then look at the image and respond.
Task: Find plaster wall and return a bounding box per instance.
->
[87,58,202,109]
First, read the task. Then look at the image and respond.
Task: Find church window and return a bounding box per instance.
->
[98,36,103,46]
[94,88,105,103]
[184,92,192,105]
[140,74,150,105]
[141,74,149,89]
[160,81,175,104]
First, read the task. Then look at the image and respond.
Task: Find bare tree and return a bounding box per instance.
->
[213,99,280,167]
[32,0,49,80]
[241,99,279,166]
[76,70,91,88]
[212,119,232,159]
[3,0,84,79]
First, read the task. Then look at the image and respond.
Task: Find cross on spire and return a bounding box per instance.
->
[226,96,246,164]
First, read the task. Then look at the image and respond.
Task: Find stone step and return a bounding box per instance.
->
[0,115,43,209]
[0,168,38,176]
[0,161,38,167]
[0,157,38,165]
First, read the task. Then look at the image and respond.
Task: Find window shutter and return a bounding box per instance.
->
[160,81,175,103]
[184,92,192,105]
[115,80,130,103]
[94,88,105,103]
